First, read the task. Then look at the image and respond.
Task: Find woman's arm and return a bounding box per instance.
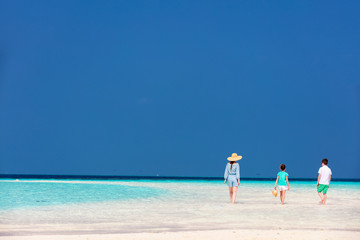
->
[224,164,228,183]
[286,176,290,190]
[274,176,279,190]
[236,164,240,182]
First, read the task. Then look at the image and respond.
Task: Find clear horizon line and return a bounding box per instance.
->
[0,174,359,182]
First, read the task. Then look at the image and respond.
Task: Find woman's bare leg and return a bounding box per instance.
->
[228,187,233,202]
[280,191,283,204]
[232,186,238,203]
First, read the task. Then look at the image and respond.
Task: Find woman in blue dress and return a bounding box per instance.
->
[224,153,242,204]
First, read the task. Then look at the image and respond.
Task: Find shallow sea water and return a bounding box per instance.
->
[0,179,359,235]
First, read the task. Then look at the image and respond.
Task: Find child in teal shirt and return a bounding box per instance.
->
[274,164,290,205]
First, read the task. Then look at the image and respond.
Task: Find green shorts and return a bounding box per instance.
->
[317,184,329,194]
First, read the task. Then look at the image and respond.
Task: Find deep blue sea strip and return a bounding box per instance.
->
[0,174,359,182]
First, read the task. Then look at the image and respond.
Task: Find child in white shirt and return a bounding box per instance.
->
[317,158,332,205]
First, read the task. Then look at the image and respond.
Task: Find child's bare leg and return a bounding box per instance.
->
[318,192,324,204]
[229,187,233,202]
[322,194,327,205]
[282,191,286,204]
[280,191,286,205]
[232,186,238,204]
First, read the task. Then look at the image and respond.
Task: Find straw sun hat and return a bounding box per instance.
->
[227,153,242,161]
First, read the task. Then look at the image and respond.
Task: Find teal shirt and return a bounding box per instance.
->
[277,171,288,186]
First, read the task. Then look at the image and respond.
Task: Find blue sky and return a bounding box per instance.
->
[0,1,359,178]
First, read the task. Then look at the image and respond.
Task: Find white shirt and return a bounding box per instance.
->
[318,165,332,185]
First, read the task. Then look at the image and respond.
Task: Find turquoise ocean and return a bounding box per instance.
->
[1,176,360,235]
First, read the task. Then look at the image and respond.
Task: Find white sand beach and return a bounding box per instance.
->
[0,229,358,240]
[1,180,359,240]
